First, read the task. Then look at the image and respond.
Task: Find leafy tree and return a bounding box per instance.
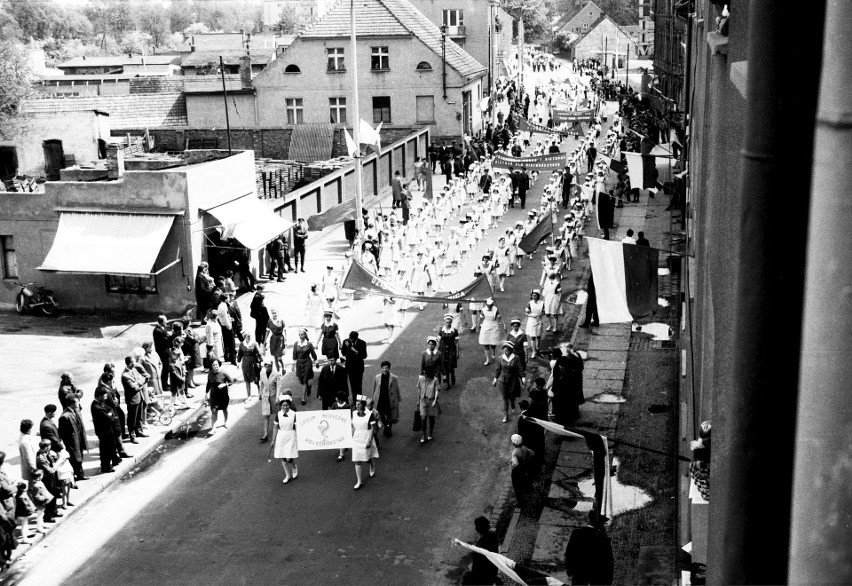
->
[138,4,170,51]
[0,10,23,41]
[6,0,64,40]
[501,0,550,41]
[121,30,152,55]
[183,22,212,36]
[275,5,302,34]
[0,41,34,141]
[168,0,195,33]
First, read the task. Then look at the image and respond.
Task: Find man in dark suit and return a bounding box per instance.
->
[586,144,597,172]
[91,389,122,473]
[562,168,574,208]
[58,397,87,481]
[509,167,519,205]
[517,167,531,209]
[121,356,148,443]
[564,511,614,585]
[152,315,170,392]
[340,331,368,402]
[317,356,349,410]
[39,404,63,453]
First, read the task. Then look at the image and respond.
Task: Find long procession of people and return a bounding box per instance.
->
[2,52,652,568]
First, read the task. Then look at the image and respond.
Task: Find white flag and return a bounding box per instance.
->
[344,128,358,157]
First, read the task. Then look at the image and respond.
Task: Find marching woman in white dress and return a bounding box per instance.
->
[351,395,379,490]
[542,271,563,333]
[478,297,504,365]
[494,237,512,292]
[382,297,397,342]
[525,289,545,359]
[409,253,432,311]
[272,394,299,484]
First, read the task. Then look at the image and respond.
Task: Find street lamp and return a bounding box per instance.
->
[440,24,447,99]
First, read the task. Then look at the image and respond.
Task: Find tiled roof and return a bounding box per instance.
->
[20,94,187,129]
[58,55,181,68]
[555,0,603,31]
[181,50,276,68]
[288,123,336,163]
[301,0,485,78]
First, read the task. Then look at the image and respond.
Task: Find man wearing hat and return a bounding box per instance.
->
[318,356,349,410]
[517,167,531,209]
[91,388,121,473]
[341,331,368,402]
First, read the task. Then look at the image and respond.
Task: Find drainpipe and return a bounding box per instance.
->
[788,0,852,582]
[706,0,826,583]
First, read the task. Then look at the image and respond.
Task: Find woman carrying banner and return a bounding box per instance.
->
[292,328,317,406]
[351,395,379,490]
[438,314,460,389]
[479,298,504,366]
[525,289,545,359]
[494,342,526,423]
[272,394,298,484]
[418,337,442,443]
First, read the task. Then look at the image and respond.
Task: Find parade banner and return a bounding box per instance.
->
[492,152,568,172]
[518,215,553,254]
[524,417,614,525]
[587,237,658,323]
[296,409,353,451]
[340,260,494,303]
[552,108,596,124]
[307,192,384,232]
[624,152,658,189]
[518,116,567,138]
[452,539,564,586]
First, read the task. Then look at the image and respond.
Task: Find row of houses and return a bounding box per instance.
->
[552,0,654,62]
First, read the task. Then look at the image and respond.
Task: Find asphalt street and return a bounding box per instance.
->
[5,159,580,585]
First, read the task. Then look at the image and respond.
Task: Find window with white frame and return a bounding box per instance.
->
[442,9,464,27]
[329,97,347,123]
[371,46,389,70]
[372,96,391,123]
[327,47,345,71]
[1,235,17,279]
[286,98,304,124]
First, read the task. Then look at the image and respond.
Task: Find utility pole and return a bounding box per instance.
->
[219,56,232,154]
[350,0,365,234]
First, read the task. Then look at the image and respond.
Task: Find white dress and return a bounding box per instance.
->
[526,299,545,337]
[306,293,324,329]
[351,410,379,462]
[542,279,562,315]
[382,298,397,326]
[479,307,501,346]
[205,320,223,362]
[273,411,298,459]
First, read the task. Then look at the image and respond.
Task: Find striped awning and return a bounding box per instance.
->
[38,212,176,276]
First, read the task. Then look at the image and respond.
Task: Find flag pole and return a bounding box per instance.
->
[350,0,365,235]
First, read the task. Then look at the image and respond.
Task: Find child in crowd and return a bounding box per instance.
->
[331,391,351,462]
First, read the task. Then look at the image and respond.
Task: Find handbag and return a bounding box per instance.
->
[413,409,422,432]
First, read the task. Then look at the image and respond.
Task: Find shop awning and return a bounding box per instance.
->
[203,195,294,250]
[38,212,177,276]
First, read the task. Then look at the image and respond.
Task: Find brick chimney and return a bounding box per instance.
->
[106,144,125,180]
[239,54,252,88]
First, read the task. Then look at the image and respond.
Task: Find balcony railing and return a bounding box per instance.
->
[445,25,466,37]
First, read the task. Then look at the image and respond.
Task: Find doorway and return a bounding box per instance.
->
[42,139,65,180]
[0,146,18,181]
